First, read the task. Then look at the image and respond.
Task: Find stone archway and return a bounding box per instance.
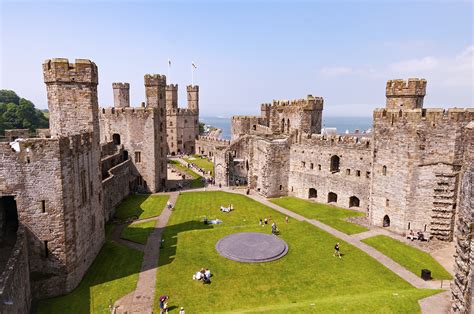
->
[383,215,390,227]
[328,192,337,203]
[308,188,317,199]
[349,196,360,208]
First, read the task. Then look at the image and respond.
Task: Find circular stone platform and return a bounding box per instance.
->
[215,232,288,263]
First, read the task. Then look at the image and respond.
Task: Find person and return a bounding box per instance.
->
[193,271,203,280]
[179,307,185,314]
[334,243,342,258]
[167,201,173,210]
[230,204,234,210]
[271,222,277,235]
[285,216,289,224]
[163,301,169,313]
[159,295,169,314]
[259,218,263,226]
[204,268,211,278]
[264,218,268,225]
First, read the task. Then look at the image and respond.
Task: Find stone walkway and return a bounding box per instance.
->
[113,192,178,314]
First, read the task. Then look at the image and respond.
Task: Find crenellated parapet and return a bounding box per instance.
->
[166,108,199,116]
[270,95,324,110]
[374,108,474,125]
[43,58,98,84]
[144,74,166,86]
[100,106,158,118]
[197,135,231,145]
[300,133,372,149]
[385,78,427,109]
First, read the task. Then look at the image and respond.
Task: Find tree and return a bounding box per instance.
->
[0,90,49,136]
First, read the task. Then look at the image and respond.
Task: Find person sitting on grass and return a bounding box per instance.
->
[204,268,211,278]
[334,243,342,259]
[193,271,203,280]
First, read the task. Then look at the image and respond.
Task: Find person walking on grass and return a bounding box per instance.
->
[285,216,289,224]
[334,243,342,259]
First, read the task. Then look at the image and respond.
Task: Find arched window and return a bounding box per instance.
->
[112,133,121,145]
[383,215,390,227]
[328,192,337,203]
[349,196,360,207]
[382,165,387,175]
[281,118,285,133]
[308,188,317,199]
[330,155,340,172]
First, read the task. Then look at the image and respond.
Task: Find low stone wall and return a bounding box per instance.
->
[102,159,131,220]
[0,227,31,313]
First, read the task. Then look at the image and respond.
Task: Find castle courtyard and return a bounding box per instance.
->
[36,189,453,313]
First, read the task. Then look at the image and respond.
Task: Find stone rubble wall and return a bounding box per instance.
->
[102,158,131,221]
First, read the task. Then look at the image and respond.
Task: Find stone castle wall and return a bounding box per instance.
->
[370,108,473,239]
[100,107,162,192]
[0,227,31,313]
[451,121,473,313]
[102,158,131,220]
[196,136,231,157]
[288,134,371,210]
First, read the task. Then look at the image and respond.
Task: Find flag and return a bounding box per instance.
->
[192,62,197,69]
[168,59,171,67]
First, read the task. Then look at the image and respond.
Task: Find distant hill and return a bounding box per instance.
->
[0,90,49,136]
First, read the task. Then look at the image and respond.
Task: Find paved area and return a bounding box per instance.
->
[114,192,178,314]
[419,291,451,314]
[216,232,288,262]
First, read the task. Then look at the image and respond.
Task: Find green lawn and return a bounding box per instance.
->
[362,235,453,280]
[121,219,157,245]
[183,155,214,175]
[270,196,368,235]
[153,191,438,313]
[37,241,143,313]
[169,159,205,188]
[114,194,169,220]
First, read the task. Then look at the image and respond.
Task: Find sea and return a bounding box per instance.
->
[200,116,373,140]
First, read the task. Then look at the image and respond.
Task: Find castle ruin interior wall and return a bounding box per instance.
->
[288,135,371,211]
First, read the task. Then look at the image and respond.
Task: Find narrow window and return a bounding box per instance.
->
[279,185,283,191]
[301,161,305,168]
[346,169,351,175]
[135,151,142,163]
[408,222,411,230]
[330,155,340,172]
[382,165,387,176]
[318,164,322,171]
[310,163,314,170]
[41,200,46,213]
[44,241,49,258]
[385,198,389,207]
[356,170,361,177]
[366,171,370,178]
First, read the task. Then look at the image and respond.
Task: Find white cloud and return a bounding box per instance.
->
[388,56,439,73]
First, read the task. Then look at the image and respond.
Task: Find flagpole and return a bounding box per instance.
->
[191,62,194,86]
[167,59,171,83]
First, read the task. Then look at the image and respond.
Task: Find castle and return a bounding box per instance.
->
[197,78,473,312]
[0,58,471,313]
[0,58,199,312]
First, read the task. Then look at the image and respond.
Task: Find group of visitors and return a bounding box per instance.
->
[167,201,173,211]
[407,230,428,241]
[192,268,212,284]
[158,296,185,314]
[259,217,279,235]
[187,162,208,176]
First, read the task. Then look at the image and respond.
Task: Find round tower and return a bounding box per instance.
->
[166,84,178,110]
[112,82,130,108]
[187,85,199,111]
[386,78,426,110]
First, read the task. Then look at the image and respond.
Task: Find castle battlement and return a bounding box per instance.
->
[386,78,427,97]
[112,82,129,89]
[270,95,324,108]
[374,107,474,124]
[166,84,178,89]
[300,133,372,149]
[100,106,157,117]
[144,74,166,86]
[43,58,98,84]
[232,115,261,120]
[187,85,199,91]
[197,136,231,145]
[166,108,198,116]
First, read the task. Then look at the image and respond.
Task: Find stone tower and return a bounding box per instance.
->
[385,78,426,109]
[144,74,168,189]
[187,85,199,111]
[166,84,178,110]
[112,82,130,108]
[43,58,100,141]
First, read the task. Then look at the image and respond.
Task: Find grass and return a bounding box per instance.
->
[153,191,438,313]
[270,196,368,235]
[362,235,453,280]
[169,159,205,188]
[114,194,169,220]
[36,241,143,313]
[183,154,214,175]
[121,219,157,245]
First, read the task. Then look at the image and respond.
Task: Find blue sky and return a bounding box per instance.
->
[1,0,472,117]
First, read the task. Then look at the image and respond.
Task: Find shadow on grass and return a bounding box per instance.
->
[159,219,213,266]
